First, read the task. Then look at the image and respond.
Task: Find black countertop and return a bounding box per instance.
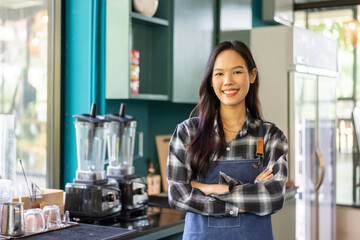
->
[104,207,185,240]
[14,206,184,240]
[5,190,294,240]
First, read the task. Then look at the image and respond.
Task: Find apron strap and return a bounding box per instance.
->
[256,120,264,156]
[253,120,264,170]
[258,120,264,138]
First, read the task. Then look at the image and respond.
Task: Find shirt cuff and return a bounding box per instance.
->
[225,203,239,217]
[219,171,243,192]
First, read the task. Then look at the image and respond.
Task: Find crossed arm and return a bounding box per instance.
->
[190,169,274,213]
[190,169,274,195]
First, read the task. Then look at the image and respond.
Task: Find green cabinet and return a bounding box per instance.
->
[106,0,216,103]
[106,0,172,100]
[172,0,216,103]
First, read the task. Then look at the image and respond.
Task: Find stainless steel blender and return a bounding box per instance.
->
[65,103,121,221]
[106,103,148,219]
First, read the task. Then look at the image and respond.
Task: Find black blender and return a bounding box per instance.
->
[65,103,122,221]
[106,103,148,220]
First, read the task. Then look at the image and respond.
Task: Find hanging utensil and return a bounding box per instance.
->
[18,158,32,198]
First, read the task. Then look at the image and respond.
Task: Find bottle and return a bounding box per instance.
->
[0,114,16,182]
[4,129,16,182]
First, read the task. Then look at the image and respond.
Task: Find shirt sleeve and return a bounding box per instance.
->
[167,123,239,217]
[210,125,288,216]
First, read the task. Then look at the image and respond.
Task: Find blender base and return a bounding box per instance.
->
[65,179,122,221]
[107,174,149,214]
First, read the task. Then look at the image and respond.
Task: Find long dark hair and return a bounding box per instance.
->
[188,40,262,177]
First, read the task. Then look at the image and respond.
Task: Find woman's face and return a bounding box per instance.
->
[211,49,256,108]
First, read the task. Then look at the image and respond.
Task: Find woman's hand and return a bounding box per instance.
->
[191,180,229,195]
[254,169,273,183]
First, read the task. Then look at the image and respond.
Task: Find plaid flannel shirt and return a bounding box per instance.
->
[166,110,288,217]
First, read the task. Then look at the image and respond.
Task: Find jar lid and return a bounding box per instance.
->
[105,103,137,123]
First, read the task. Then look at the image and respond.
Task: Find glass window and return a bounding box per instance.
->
[307,9,354,99]
[295,8,357,206]
[0,1,50,190]
[294,11,307,28]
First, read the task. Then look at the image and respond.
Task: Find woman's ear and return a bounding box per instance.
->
[250,68,257,84]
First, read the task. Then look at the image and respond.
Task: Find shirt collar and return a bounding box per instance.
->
[214,108,255,137]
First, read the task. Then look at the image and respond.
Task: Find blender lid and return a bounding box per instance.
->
[73,103,109,124]
[105,103,137,123]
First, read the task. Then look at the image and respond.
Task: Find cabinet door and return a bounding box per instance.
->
[317,76,336,240]
[291,72,317,240]
[106,0,130,99]
[172,0,216,103]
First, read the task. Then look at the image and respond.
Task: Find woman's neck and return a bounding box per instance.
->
[220,104,247,132]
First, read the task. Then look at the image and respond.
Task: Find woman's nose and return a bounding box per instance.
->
[223,74,233,85]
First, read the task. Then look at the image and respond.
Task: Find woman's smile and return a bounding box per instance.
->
[222,88,239,97]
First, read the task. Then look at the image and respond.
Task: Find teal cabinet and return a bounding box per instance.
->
[106,0,217,103]
[106,0,172,100]
[219,0,252,43]
[172,0,216,103]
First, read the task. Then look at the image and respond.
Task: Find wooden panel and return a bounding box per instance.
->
[155,135,172,192]
[13,188,64,215]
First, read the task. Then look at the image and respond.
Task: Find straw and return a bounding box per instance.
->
[19,158,32,198]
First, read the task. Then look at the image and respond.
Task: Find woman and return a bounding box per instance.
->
[166,40,288,240]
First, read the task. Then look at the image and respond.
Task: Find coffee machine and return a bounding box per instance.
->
[106,103,148,219]
[65,103,122,221]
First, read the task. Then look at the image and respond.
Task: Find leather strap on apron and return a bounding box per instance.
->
[253,120,264,170]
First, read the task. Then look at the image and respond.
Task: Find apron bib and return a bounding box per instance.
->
[183,121,273,240]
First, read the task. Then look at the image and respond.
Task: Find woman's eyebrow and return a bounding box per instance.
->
[213,66,245,71]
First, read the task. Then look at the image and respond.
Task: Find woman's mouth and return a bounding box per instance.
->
[222,89,239,97]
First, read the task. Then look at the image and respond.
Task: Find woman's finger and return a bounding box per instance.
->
[256,169,273,179]
[262,174,274,181]
[255,169,274,182]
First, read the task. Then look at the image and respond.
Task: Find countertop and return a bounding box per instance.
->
[2,189,295,240]
[5,206,184,240]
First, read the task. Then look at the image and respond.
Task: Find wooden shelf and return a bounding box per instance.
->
[131,12,169,26]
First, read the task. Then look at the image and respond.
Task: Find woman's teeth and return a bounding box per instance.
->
[223,90,238,94]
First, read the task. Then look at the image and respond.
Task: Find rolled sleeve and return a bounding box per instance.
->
[167,123,239,217]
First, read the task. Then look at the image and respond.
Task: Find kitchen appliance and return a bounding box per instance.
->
[250,25,337,240]
[106,103,148,219]
[65,103,122,221]
[0,202,25,237]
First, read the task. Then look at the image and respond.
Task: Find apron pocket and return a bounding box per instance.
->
[208,215,241,228]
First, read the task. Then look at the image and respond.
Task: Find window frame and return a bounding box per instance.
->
[46,0,61,188]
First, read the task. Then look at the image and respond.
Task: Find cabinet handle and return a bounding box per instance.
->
[314,148,325,191]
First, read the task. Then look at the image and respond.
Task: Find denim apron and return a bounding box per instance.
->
[183,121,273,240]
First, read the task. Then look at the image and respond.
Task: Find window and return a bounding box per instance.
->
[295,7,360,205]
[0,0,60,194]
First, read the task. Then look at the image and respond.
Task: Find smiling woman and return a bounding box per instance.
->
[166,40,288,240]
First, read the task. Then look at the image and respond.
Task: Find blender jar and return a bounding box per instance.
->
[73,103,109,181]
[106,103,142,176]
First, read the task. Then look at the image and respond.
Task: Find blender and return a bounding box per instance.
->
[106,103,148,219]
[65,103,121,221]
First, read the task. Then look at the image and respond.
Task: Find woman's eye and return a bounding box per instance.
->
[214,72,223,76]
[234,71,242,75]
